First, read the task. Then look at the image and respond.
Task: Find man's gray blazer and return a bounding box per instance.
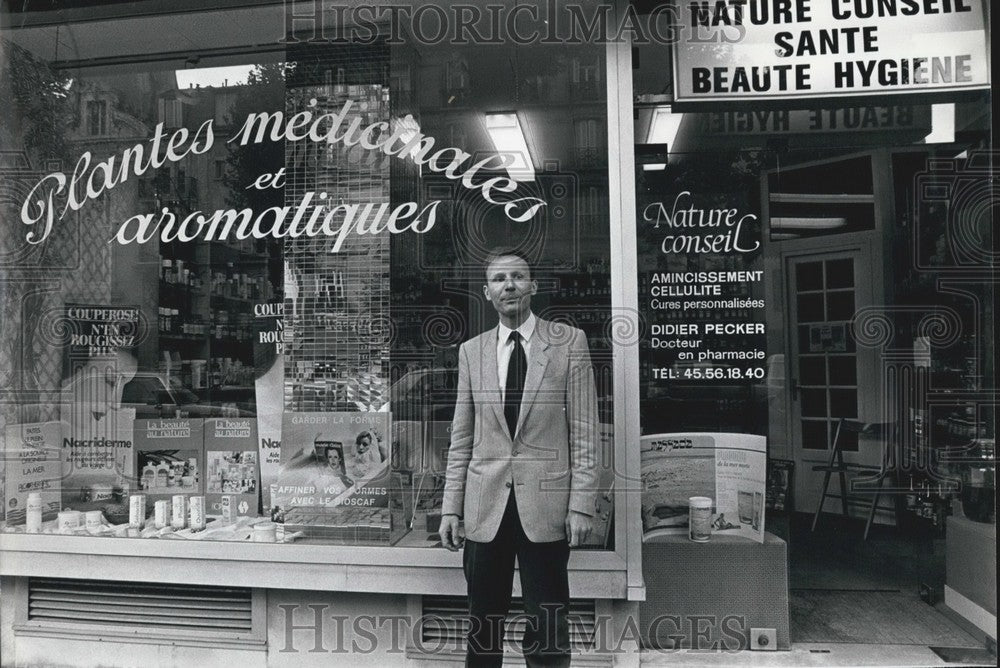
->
[442,317,599,543]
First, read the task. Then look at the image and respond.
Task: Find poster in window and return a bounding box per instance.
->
[641,432,766,543]
[272,412,397,543]
[3,422,63,525]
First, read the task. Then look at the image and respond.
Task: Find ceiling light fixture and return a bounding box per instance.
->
[646,106,683,149]
[485,112,535,182]
[924,103,956,144]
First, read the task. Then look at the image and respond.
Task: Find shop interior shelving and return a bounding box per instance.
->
[156,235,279,413]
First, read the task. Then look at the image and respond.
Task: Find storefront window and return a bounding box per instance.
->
[634,99,992,511]
[0,8,616,549]
[634,24,993,544]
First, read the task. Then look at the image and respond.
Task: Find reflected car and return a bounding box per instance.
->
[114,374,254,418]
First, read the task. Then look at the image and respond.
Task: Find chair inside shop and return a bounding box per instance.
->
[810,419,901,540]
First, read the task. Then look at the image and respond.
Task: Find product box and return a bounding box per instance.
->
[133,418,205,512]
[4,421,63,524]
[203,417,260,518]
[59,406,136,520]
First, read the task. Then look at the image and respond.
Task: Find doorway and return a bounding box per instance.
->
[785,246,879,515]
[764,152,986,654]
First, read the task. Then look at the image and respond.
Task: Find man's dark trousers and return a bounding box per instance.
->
[462,490,571,667]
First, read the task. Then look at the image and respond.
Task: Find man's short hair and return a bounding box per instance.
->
[483,247,533,279]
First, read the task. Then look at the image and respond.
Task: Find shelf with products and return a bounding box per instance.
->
[153,237,278,418]
[158,237,202,262]
[157,309,211,338]
[157,236,211,347]
[209,294,255,309]
[552,269,613,302]
[548,266,612,314]
[158,279,205,299]
[206,239,272,266]
[207,265,276,303]
[157,332,208,345]
[209,308,255,341]
[159,259,205,292]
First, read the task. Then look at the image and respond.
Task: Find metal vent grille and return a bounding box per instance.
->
[28,578,253,634]
[421,595,599,651]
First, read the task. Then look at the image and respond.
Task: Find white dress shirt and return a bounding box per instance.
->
[496,312,536,402]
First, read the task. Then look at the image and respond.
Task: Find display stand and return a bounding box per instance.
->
[639,532,790,650]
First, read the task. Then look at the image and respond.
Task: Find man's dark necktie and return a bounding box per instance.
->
[504,331,527,439]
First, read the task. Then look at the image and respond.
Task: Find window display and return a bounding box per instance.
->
[635,107,994,548]
[0,31,617,550]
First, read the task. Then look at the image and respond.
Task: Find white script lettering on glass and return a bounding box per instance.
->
[21,99,547,253]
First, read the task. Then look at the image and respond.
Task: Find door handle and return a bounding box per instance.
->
[791,378,800,401]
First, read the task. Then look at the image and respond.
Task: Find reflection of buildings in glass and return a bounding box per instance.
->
[283,42,391,413]
[1,65,173,428]
[443,54,469,106]
[149,82,278,398]
[367,39,620,512]
[394,40,613,367]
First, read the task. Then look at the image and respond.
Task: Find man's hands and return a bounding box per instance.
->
[565,510,593,547]
[440,511,592,548]
[438,510,594,552]
[438,514,465,551]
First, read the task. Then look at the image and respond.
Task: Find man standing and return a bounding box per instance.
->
[439,249,599,667]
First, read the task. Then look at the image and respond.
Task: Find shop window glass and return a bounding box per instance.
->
[829,389,858,419]
[799,357,826,386]
[836,428,859,453]
[631,17,993,546]
[796,262,823,292]
[0,16,613,549]
[827,357,857,386]
[382,39,614,550]
[801,389,827,418]
[801,420,829,450]
[86,99,108,135]
[768,156,875,241]
[121,377,160,405]
[825,259,854,289]
[796,293,824,323]
[826,291,855,321]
